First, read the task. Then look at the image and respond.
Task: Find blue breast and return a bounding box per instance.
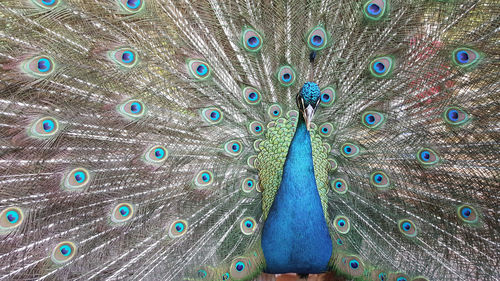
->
[261,118,333,274]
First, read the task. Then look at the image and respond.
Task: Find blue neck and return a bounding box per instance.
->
[261,116,332,274]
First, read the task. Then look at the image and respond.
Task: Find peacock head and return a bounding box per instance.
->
[297,82,321,131]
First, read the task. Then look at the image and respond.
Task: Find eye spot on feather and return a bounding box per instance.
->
[248,121,264,136]
[197,270,207,278]
[29,117,59,138]
[444,107,468,125]
[240,217,257,235]
[267,104,282,119]
[334,216,350,234]
[319,87,336,107]
[63,168,90,190]
[370,171,390,189]
[230,257,252,279]
[391,273,410,281]
[457,205,478,223]
[0,207,24,231]
[224,140,243,157]
[417,148,439,166]
[242,28,263,52]
[194,170,214,187]
[242,87,262,105]
[118,99,146,119]
[119,0,145,13]
[318,123,333,137]
[51,241,77,264]
[109,48,138,68]
[187,59,211,80]
[32,0,60,8]
[363,0,387,20]
[222,272,230,280]
[22,55,55,77]
[398,219,417,237]
[452,48,480,68]
[241,178,256,193]
[369,56,393,78]
[111,203,134,223]
[340,143,360,158]
[337,255,364,277]
[362,111,384,129]
[277,66,296,87]
[144,145,168,164]
[169,220,188,238]
[201,108,223,124]
[331,178,348,194]
[306,26,328,51]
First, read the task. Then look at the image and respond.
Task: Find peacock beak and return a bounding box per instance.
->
[303,104,315,131]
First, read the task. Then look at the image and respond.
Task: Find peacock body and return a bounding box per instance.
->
[0,0,498,280]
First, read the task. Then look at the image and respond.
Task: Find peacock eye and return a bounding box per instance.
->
[331,178,348,194]
[306,26,328,51]
[32,0,60,9]
[197,270,207,278]
[340,143,360,158]
[369,56,393,78]
[119,0,145,13]
[224,140,243,156]
[63,168,90,190]
[277,66,296,86]
[248,121,265,136]
[194,170,214,187]
[392,273,410,281]
[242,28,263,52]
[230,257,252,279]
[242,87,262,105]
[241,178,256,193]
[319,87,336,107]
[201,107,223,124]
[188,59,211,80]
[417,148,439,166]
[398,219,417,237]
[319,123,334,137]
[240,217,257,235]
[336,255,364,277]
[268,104,282,119]
[118,99,146,119]
[334,216,350,234]
[109,48,138,68]
[444,107,468,125]
[30,117,60,138]
[111,203,134,223]
[22,55,55,77]
[144,145,168,164]
[457,205,478,223]
[169,220,188,238]
[51,241,77,264]
[363,0,387,20]
[362,111,385,129]
[0,207,24,231]
[370,171,390,189]
[452,48,480,68]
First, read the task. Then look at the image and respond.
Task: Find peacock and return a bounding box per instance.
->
[0,0,498,280]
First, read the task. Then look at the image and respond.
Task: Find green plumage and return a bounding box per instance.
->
[0,0,498,280]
